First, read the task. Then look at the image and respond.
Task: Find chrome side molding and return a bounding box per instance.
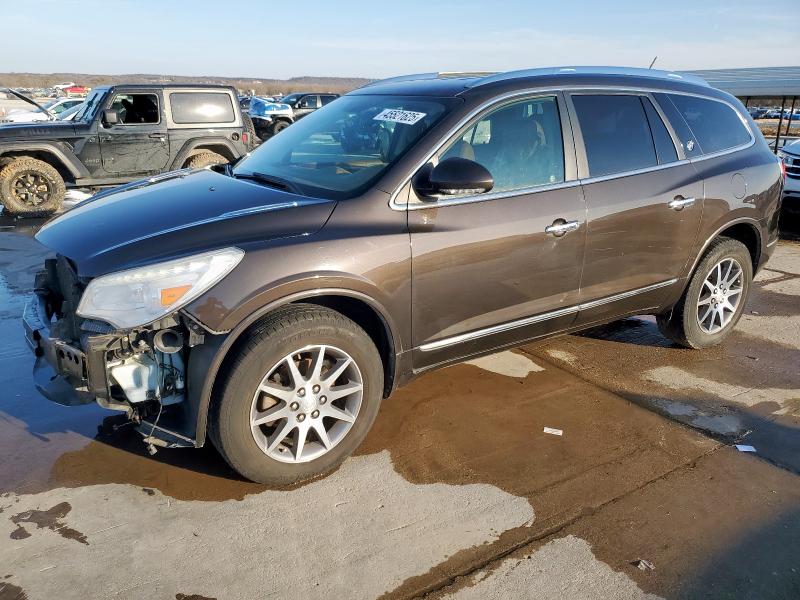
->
[418,278,678,352]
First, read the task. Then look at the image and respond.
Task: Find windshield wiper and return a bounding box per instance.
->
[234,171,301,194]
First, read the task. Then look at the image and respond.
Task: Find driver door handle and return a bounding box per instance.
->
[668,196,696,210]
[545,220,580,237]
[148,133,166,140]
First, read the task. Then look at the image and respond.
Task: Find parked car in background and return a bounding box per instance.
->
[748,107,767,119]
[0,84,257,216]
[57,102,85,121]
[280,92,340,120]
[0,97,83,123]
[778,140,800,208]
[249,96,294,138]
[22,67,782,486]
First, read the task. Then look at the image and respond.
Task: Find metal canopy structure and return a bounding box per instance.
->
[683,66,800,98]
[683,67,800,151]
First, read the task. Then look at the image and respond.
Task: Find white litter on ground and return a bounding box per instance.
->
[735,444,757,453]
[543,427,563,436]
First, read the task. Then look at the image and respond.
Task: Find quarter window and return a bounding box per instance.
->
[572,94,658,177]
[665,94,751,154]
[109,93,160,125]
[440,96,565,193]
[169,92,235,124]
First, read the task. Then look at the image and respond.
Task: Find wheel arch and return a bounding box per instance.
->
[172,138,240,169]
[187,289,400,447]
[687,216,763,278]
[0,143,87,182]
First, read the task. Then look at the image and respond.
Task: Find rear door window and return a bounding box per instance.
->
[169,92,235,124]
[571,94,657,177]
[320,95,338,106]
[663,94,752,154]
[440,95,565,192]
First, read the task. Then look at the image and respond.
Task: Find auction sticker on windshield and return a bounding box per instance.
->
[373,109,427,125]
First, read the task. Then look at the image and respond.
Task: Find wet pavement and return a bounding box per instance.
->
[0,216,798,599]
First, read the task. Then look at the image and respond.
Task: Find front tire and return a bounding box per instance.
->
[657,237,752,348]
[210,304,384,485]
[271,120,290,135]
[0,157,65,217]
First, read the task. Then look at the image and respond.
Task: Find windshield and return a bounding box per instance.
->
[281,93,302,105]
[72,90,105,123]
[233,94,459,200]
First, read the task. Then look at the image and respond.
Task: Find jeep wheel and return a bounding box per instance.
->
[242,113,259,147]
[210,304,383,485]
[271,120,290,135]
[0,157,65,217]
[185,151,227,170]
[657,237,752,349]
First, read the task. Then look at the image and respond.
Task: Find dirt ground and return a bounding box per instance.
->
[0,217,798,600]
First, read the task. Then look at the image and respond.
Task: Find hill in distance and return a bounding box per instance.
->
[0,72,374,95]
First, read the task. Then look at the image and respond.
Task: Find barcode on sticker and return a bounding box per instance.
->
[373,109,427,125]
[543,427,563,436]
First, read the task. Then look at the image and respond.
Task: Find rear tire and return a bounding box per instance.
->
[185,151,227,169]
[210,304,384,485]
[657,237,752,348]
[0,157,65,217]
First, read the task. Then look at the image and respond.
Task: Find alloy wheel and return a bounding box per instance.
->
[12,171,52,207]
[696,258,744,334]
[250,344,363,463]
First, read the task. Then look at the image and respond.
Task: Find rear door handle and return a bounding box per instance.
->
[545,220,580,237]
[148,133,166,141]
[668,196,696,210]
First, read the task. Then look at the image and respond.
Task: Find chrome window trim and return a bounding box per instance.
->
[406,179,582,210]
[390,85,754,212]
[418,278,677,352]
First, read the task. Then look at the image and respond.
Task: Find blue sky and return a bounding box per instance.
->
[1,0,797,78]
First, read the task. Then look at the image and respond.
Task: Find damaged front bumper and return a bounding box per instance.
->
[23,293,198,450]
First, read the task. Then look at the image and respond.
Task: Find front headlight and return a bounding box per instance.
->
[77,247,244,329]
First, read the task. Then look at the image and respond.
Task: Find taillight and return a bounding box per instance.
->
[780,157,786,182]
[242,133,249,144]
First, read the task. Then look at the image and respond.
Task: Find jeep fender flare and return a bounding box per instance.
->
[171,138,242,170]
[0,141,89,180]
[183,286,403,447]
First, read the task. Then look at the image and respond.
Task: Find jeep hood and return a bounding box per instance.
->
[0,121,78,138]
[36,169,335,277]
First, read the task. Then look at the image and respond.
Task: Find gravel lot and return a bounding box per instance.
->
[0,216,798,600]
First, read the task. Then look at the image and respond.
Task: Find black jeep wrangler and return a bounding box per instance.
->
[0,84,257,216]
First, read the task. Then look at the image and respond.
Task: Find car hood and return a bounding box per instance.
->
[36,169,336,277]
[0,121,76,137]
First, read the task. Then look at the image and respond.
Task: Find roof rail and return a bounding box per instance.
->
[469,66,711,88]
[360,73,440,88]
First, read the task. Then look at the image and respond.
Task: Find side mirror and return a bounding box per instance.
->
[102,109,119,125]
[414,157,494,198]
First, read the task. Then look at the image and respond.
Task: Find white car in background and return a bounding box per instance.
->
[1,97,83,123]
[779,140,800,208]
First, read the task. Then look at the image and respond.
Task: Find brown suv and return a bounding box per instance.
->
[24,67,783,484]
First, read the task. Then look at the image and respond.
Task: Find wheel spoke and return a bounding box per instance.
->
[266,419,293,452]
[252,403,290,426]
[308,345,326,382]
[727,288,742,298]
[284,354,305,387]
[313,421,332,449]
[323,357,352,385]
[697,296,712,306]
[258,382,295,402]
[327,381,363,401]
[293,424,309,460]
[323,404,355,423]
[699,305,713,325]
[703,279,715,292]
[723,260,733,285]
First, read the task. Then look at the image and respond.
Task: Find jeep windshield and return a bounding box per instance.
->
[233,95,459,200]
[72,90,105,123]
